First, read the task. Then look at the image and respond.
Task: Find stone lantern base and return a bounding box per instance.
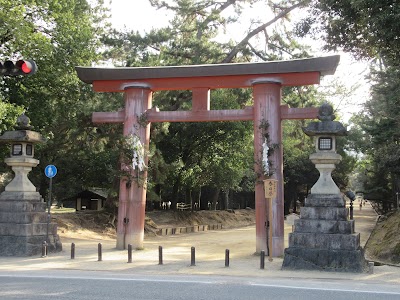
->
[0,198,62,256]
[282,194,368,272]
[0,115,62,256]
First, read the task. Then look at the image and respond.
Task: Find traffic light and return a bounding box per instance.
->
[0,60,37,76]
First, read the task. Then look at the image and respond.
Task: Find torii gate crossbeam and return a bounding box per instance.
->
[76,55,340,256]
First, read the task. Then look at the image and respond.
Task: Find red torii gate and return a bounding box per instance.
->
[76,55,340,256]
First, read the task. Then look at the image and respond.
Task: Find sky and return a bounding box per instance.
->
[108,0,370,122]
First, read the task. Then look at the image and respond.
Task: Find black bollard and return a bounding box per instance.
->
[345,191,355,220]
[225,249,230,267]
[127,244,132,263]
[71,243,75,259]
[98,243,102,262]
[158,246,163,265]
[350,200,354,220]
[190,246,196,266]
[41,241,47,258]
[260,250,265,269]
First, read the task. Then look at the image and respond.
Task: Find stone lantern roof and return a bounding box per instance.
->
[302,103,347,136]
[0,114,45,143]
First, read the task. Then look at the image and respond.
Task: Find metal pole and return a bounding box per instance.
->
[98,243,102,261]
[260,250,265,269]
[158,246,163,265]
[268,197,273,262]
[350,200,353,220]
[127,244,132,263]
[46,177,52,244]
[190,246,195,266]
[41,241,47,258]
[71,243,75,259]
[225,249,230,267]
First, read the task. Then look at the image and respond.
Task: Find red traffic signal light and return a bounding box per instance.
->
[0,60,37,76]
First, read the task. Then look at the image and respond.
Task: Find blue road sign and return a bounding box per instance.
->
[44,165,57,178]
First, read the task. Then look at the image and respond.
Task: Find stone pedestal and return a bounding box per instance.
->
[282,194,367,272]
[3,157,39,192]
[0,198,62,256]
[0,161,62,256]
[309,152,341,194]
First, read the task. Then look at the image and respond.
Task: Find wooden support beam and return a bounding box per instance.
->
[92,106,318,124]
[92,110,124,124]
[192,88,210,111]
[280,105,319,120]
[146,107,254,123]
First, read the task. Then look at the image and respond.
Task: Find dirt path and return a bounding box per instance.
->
[0,202,392,283]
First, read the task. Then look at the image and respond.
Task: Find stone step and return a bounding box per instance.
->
[0,200,46,212]
[0,212,48,224]
[282,247,367,272]
[288,232,360,250]
[294,219,354,234]
[305,194,345,207]
[300,206,348,220]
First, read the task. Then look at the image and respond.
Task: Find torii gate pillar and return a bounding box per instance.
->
[253,81,283,255]
[116,87,152,250]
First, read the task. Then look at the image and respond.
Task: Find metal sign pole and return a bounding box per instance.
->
[264,179,278,262]
[44,164,57,245]
[46,177,52,243]
[268,196,273,262]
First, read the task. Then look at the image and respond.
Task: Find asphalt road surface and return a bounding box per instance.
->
[1,271,400,300]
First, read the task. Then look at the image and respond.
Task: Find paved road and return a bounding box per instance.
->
[1,271,400,300]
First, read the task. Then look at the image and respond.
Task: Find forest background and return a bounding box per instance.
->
[0,0,399,214]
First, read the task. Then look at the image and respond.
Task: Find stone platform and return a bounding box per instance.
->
[282,194,368,272]
[0,199,62,256]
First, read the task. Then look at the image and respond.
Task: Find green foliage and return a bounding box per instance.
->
[0,0,116,201]
[345,66,400,210]
[300,0,400,211]
[0,0,357,213]
[300,1,400,65]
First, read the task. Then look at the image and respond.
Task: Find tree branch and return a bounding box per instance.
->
[221,1,307,63]
[197,0,238,39]
[247,42,268,61]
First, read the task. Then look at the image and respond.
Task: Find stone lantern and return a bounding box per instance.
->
[282,103,368,273]
[302,103,346,195]
[0,114,44,200]
[0,114,62,256]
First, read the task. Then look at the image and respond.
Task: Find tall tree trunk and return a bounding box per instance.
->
[171,177,181,211]
[185,188,193,212]
[197,187,201,211]
[211,188,220,210]
[224,190,229,210]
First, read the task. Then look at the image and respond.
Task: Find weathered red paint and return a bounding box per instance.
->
[192,88,210,111]
[253,82,284,255]
[91,88,319,255]
[93,106,318,124]
[280,105,319,120]
[116,87,152,250]
[91,72,321,92]
[79,57,339,256]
